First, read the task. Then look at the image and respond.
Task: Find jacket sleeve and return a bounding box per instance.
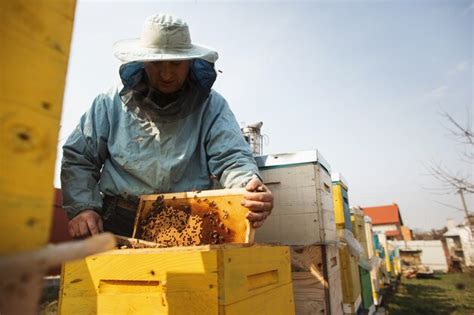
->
[205,99,260,188]
[60,94,110,219]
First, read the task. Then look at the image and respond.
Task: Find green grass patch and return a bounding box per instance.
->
[385,273,474,315]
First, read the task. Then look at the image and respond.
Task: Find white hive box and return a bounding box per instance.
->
[255,150,336,245]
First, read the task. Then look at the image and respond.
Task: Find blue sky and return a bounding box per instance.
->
[56,0,473,230]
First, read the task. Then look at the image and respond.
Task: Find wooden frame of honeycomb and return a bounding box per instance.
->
[132,188,254,247]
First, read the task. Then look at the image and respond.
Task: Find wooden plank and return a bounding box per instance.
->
[291,245,328,315]
[89,249,218,279]
[351,213,369,258]
[281,213,321,245]
[262,164,316,188]
[291,246,324,274]
[261,165,320,215]
[254,214,281,243]
[290,245,344,315]
[256,164,337,245]
[0,0,75,119]
[256,209,331,245]
[326,245,343,315]
[319,188,335,213]
[134,189,254,246]
[332,185,345,225]
[322,209,336,236]
[343,294,362,314]
[338,246,361,311]
[257,212,336,246]
[60,244,295,314]
[294,298,326,315]
[219,245,292,306]
[114,235,167,248]
[314,164,333,194]
[96,272,218,315]
[60,247,219,314]
[363,219,382,306]
[222,282,295,315]
[61,276,219,315]
[0,0,76,254]
[292,272,326,296]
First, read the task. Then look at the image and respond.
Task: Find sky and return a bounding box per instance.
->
[56,0,473,231]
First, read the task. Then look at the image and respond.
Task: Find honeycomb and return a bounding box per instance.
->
[137,195,233,247]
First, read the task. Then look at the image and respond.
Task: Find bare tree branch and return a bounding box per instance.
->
[440,110,474,145]
[428,110,474,196]
[432,200,472,213]
[429,162,474,193]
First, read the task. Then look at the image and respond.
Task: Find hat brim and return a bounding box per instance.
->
[113,38,219,64]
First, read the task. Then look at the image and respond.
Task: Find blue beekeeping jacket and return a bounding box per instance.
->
[61,60,259,219]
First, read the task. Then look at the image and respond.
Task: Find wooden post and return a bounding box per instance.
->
[0,0,76,254]
[458,189,471,227]
[0,2,117,314]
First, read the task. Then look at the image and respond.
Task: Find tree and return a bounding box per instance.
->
[430,111,473,219]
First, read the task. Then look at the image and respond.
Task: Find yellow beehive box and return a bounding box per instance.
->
[339,246,362,314]
[361,216,382,305]
[350,211,368,259]
[332,184,346,228]
[59,244,295,314]
[331,173,351,231]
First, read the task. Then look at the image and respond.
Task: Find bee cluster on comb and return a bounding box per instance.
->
[137,194,233,247]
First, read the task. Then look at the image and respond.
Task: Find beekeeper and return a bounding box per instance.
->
[61,13,273,238]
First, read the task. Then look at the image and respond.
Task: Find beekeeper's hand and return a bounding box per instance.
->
[68,210,104,238]
[242,177,273,228]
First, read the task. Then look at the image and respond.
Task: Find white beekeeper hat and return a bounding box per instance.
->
[113,13,218,64]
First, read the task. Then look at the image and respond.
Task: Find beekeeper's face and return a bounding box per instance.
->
[144,60,191,94]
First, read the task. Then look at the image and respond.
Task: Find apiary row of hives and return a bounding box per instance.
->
[253,151,397,315]
[59,150,345,315]
[57,148,402,315]
[1,1,394,313]
[331,174,401,315]
[254,150,344,315]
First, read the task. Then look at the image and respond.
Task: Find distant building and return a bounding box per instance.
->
[362,203,412,241]
[443,218,474,270]
[393,240,449,273]
[400,226,413,241]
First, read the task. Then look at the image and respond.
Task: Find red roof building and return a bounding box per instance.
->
[362,203,411,241]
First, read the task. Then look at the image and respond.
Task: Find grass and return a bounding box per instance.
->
[385,273,474,315]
